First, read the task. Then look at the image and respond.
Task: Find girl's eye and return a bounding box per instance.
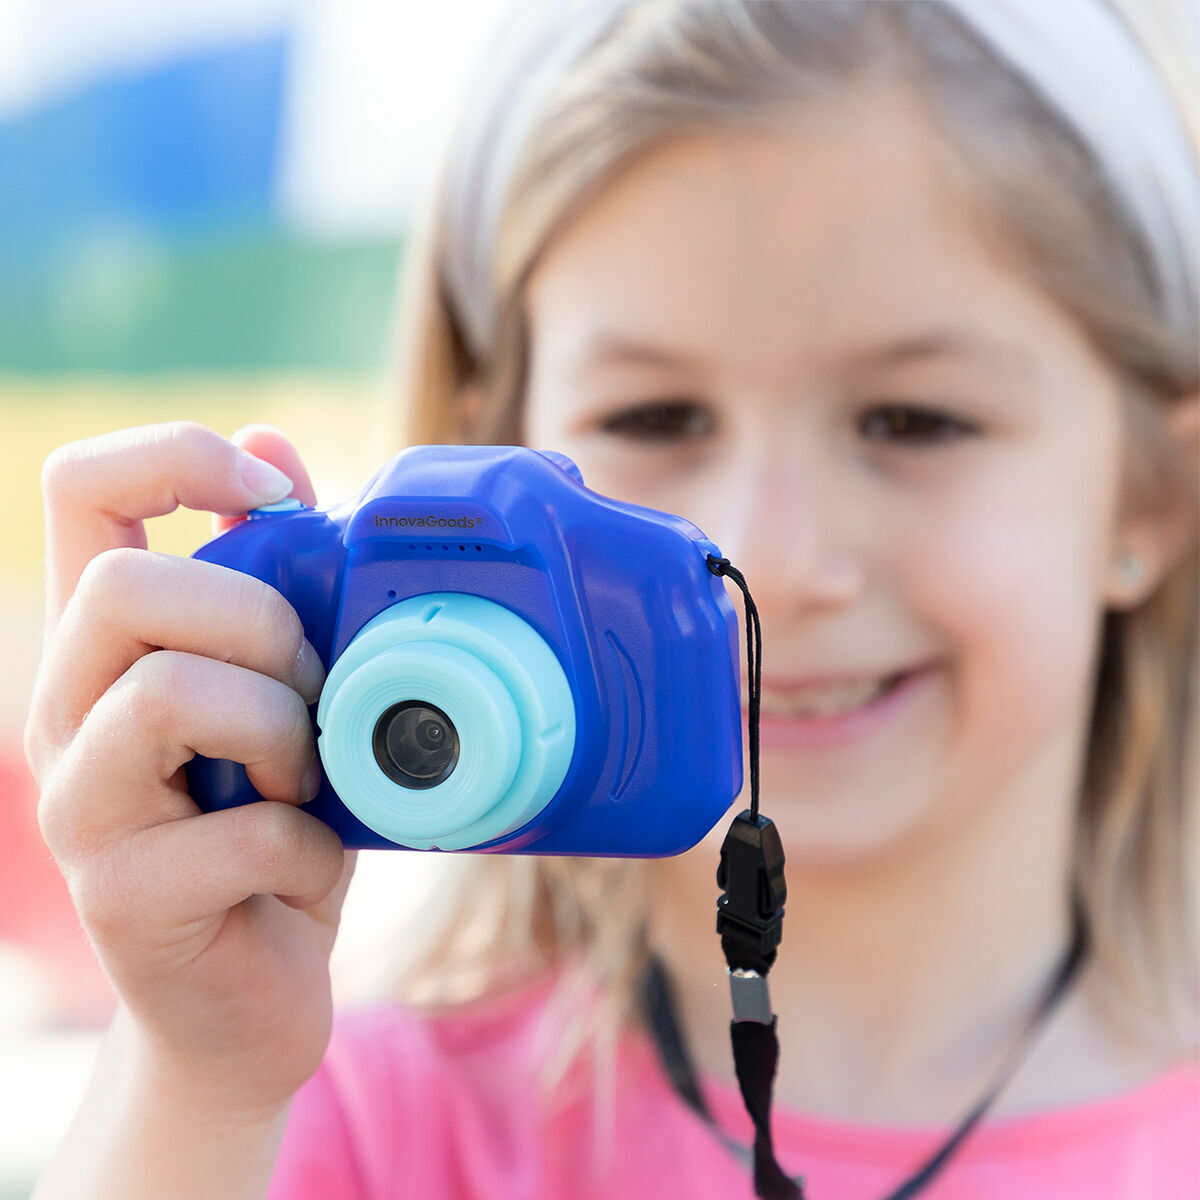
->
[597,401,715,442]
[859,404,978,445]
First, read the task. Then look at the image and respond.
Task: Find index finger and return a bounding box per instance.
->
[40,422,298,638]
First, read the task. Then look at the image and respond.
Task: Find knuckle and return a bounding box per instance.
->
[159,419,212,450]
[231,802,301,875]
[35,782,70,860]
[22,710,67,792]
[34,768,102,872]
[71,843,135,940]
[76,546,146,609]
[41,441,84,504]
[158,420,230,480]
[118,650,184,735]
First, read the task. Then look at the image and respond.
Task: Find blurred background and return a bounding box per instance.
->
[0,0,503,1193]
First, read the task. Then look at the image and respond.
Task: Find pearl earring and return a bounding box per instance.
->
[1116,551,1144,586]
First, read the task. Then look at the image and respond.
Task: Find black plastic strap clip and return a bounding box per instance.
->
[716,810,787,977]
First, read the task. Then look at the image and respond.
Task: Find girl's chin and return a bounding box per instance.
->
[735,764,938,866]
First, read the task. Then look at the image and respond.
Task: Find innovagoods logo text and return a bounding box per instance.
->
[374,514,485,530]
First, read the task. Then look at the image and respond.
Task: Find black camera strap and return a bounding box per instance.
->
[705,555,805,1198]
[675,556,1090,1200]
[639,901,1087,1199]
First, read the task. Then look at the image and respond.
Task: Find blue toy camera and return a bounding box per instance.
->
[185,445,742,855]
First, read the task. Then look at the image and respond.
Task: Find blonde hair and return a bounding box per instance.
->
[378,0,1199,1083]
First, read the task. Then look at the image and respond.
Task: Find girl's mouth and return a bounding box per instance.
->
[744,665,935,752]
[754,671,908,719]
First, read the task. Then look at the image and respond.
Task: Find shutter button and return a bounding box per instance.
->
[247,498,307,519]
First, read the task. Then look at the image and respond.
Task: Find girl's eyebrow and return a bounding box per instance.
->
[574,323,1038,380]
[575,334,693,371]
[850,326,1038,380]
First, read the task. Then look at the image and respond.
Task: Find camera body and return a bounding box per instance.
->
[186,445,742,855]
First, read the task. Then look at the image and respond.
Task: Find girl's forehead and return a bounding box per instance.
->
[527,101,1070,380]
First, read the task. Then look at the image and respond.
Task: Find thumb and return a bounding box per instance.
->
[212,425,320,536]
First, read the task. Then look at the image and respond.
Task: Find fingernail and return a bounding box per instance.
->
[295,640,326,704]
[301,754,322,804]
[239,453,293,504]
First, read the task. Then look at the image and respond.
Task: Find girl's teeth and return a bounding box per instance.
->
[754,675,897,719]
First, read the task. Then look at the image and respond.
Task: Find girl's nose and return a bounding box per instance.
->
[710,444,866,622]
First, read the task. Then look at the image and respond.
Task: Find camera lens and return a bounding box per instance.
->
[372,702,459,790]
[415,719,445,751]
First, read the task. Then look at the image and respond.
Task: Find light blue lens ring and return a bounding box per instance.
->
[318,641,521,843]
[317,594,577,850]
[432,599,575,850]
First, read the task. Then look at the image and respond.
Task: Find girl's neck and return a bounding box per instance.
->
[643,742,1164,1124]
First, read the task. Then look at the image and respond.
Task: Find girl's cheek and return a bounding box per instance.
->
[926,510,1104,757]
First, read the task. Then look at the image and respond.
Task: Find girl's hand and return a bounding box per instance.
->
[24,421,356,1116]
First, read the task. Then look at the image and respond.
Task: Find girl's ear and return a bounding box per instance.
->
[1104,390,1200,610]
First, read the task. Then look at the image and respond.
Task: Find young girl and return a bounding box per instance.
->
[24,1,1198,1197]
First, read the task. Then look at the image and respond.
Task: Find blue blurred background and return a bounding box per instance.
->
[0,2,501,1191]
[2,23,388,374]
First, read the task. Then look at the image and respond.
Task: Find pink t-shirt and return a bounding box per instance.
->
[268,975,1200,1200]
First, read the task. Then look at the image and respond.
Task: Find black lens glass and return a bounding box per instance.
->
[372,702,459,790]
